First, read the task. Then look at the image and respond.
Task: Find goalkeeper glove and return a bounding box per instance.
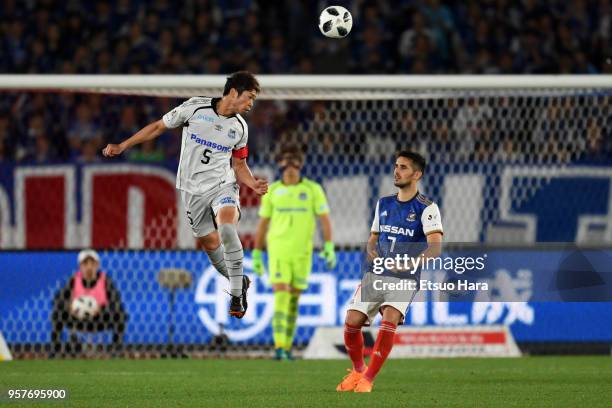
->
[319,241,337,270]
[252,249,265,276]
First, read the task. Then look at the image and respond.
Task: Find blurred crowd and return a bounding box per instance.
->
[0,93,178,163]
[280,96,612,165]
[1,0,610,75]
[0,0,611,164]
[1,92,610,165]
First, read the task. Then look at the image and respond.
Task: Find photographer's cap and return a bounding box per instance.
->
[78,249,100,264]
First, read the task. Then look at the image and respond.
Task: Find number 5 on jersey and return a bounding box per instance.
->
[201,149,212,164]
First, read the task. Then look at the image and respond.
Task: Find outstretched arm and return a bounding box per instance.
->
[232,158,268,195]
[102,119,168,157]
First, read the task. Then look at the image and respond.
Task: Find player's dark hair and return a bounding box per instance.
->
[275,144,305,163]
[223,71,260,96]
[396,150,427,174]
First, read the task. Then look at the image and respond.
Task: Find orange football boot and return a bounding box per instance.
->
[336,368,366,392]
[353,377,373,393]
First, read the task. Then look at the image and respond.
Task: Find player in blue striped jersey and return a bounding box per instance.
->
[337,151,443,393]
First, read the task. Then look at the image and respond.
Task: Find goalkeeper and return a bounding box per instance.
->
[253,145,336,360]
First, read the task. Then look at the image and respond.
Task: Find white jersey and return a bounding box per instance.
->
[162,96,248,195]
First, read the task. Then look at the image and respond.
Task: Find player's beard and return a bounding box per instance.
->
[394,179,411,188]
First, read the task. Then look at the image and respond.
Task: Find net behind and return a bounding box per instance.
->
[1,85,611,357]
[1,88,610,247]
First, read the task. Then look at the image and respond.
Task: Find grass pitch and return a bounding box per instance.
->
[1,357,611,407]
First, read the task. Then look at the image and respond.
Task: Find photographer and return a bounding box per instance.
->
[50,250,126,356]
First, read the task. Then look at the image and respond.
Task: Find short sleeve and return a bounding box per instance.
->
[162,98,198,129]
[421,203,443,235]
[313,184,330,215]
[258,190,273,218]
[370,200,380,233]
[234,115,248,149]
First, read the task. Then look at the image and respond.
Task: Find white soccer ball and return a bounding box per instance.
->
[71,295,98,320]
[319,6,353,38]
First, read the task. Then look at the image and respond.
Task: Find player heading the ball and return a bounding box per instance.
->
[102,71,268,319]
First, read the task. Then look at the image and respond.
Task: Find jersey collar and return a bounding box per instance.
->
[211,97,221,116]
[211,97,235,119]
[396,190,419,203]
[281,176,303,186]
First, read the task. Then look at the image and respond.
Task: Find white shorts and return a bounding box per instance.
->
[180,183,241,237]
[347,272,418,324]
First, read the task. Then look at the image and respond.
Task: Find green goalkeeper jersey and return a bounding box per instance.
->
[258,178,330,257]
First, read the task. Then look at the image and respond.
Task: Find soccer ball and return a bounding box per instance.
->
[71,295,98,320]
[318,6,353,38]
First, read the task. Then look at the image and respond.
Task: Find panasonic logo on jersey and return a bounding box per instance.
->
[190,134,231,153]
[380,225,414,236]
